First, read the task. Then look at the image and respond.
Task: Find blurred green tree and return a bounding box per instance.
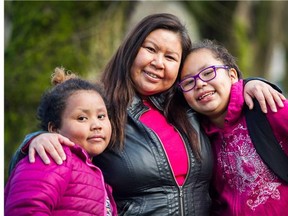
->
[5,1,287,184]
[4,1,132,182]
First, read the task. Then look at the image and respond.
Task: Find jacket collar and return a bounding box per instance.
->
[201,80,244,135]
[128,93,166,118]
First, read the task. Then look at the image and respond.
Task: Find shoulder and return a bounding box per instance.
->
[266,99,288,123]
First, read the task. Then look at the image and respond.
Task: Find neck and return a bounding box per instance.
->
[208,111,227,128]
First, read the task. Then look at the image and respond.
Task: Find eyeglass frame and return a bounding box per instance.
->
[178,65,229,92]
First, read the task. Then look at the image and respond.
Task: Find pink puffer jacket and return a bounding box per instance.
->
[5,145,117,216]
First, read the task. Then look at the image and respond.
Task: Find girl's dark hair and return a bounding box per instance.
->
[190,39,242,78]
[37,67,116,149]
[170,39,244,159]
[101,13,200,156]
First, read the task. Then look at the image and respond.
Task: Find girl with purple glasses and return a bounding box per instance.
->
[178,39,288,216]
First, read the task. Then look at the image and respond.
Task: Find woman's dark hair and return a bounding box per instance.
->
[101,13,199,154]
[37,67,116,149]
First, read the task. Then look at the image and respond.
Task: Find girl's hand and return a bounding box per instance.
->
[244,80,286,113]
[29,133,75,165]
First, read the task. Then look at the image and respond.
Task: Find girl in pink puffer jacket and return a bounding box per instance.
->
[5,67,118,216]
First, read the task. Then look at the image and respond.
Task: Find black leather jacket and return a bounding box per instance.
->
[9,78,281,216]
[93,94,213,216]
[9,94,213,216]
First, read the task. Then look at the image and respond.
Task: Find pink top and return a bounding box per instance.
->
[140,100,188,186]
[202,80,288,216]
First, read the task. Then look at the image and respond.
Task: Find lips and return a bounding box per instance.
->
[88,135,104,142]
[144,70,161,79]
[198,90,216,101]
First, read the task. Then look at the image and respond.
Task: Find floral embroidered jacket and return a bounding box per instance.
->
[201,80,288,216]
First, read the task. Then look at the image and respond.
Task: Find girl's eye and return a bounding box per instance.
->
[203,70,214,77]
[78,116,88,121]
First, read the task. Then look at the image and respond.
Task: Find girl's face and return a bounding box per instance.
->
[55,90,112,157]
[130,29,182,96]
[181,49,238,122]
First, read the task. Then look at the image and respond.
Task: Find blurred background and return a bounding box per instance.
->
[4,1,288,183]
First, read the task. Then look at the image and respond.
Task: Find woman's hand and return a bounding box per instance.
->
[244,80,286,113]
[29,133,75,165]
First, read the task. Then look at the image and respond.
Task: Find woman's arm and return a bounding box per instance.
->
[8,132,74,174]
[244,79,285,113]
[28,133,74,165]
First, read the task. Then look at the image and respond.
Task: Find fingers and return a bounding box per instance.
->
[29,142,51,164]
[243,80,267,112]
[57,135,75,161]
[28,148,36,163]
[244,80,286,113]
[254,87,270,113]
[28,133,74,165]
[58,135,75,147]
[264,88,284,112]
[243,93,254,110]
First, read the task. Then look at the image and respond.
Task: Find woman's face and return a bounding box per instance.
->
[130,29,182,96]
[56,90,112,157]
[181,49,238,120]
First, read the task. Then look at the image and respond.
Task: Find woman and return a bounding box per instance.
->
[9,13,285,216]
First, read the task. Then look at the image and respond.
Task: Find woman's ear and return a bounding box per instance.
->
[229,68,239,84]
[48,122,58,133]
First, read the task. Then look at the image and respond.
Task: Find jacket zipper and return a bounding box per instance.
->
[152,128,190,216]
[137,103,191,216]
[179,186,184,216]
[177,130,190,216]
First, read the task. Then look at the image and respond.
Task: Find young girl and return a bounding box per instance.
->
[178,39,288,215]
[5,67,117,215]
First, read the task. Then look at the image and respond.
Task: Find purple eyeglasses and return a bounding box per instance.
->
[179,65,229,92]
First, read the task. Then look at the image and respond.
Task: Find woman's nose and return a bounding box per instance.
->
[151,55,164,69]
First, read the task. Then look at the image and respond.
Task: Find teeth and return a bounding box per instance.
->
[199,92,214,100]
[146,72,159,79]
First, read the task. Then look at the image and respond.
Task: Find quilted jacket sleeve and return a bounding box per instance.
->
[8,131,45,175]
[5,153,71,216]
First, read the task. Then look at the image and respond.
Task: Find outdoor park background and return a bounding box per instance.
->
[4,1,288,183]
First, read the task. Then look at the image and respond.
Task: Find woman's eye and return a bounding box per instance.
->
[166,55,176,61]
[145,46,155,52]
[98,114,106,120]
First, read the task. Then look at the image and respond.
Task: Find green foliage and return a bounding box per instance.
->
[4,1,132,182]
[5,1,288,184]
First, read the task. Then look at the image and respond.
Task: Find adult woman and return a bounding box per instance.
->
[9,13,284,215]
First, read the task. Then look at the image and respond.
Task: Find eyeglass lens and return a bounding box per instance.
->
[180,67,216,92]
